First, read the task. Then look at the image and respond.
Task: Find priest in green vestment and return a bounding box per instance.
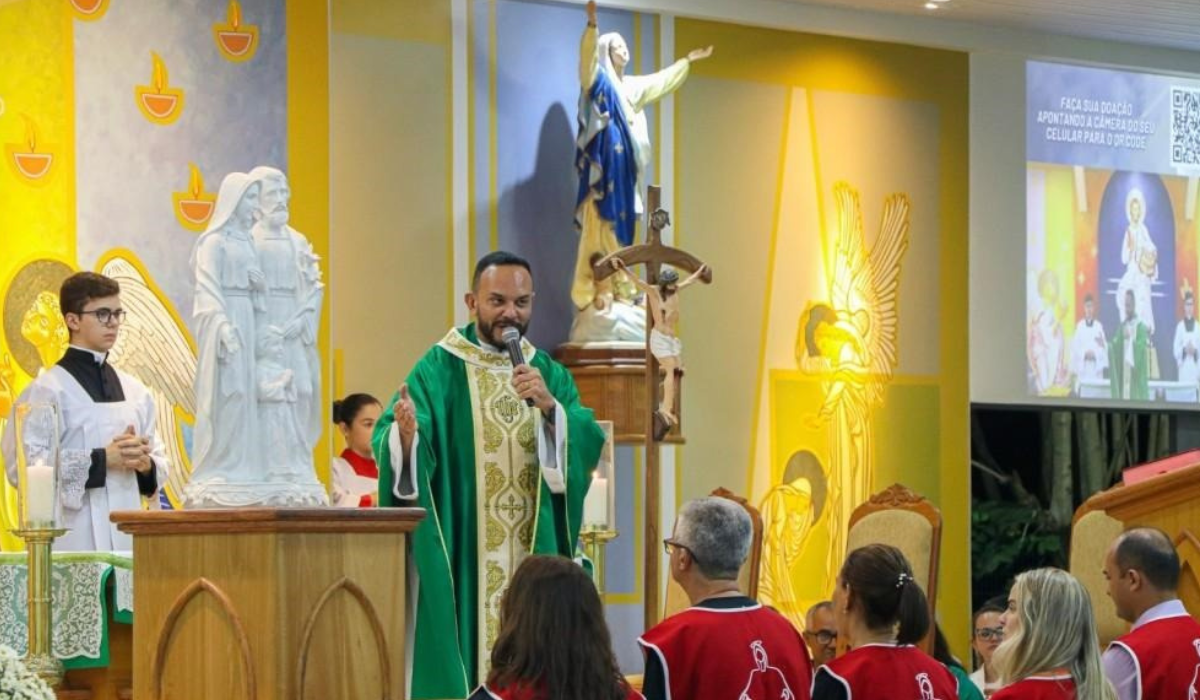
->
[1109,289,1151,401]
[374,251,606,699]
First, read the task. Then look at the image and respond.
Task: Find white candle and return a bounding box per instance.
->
[25,462,55,526]
[583,476,608,528]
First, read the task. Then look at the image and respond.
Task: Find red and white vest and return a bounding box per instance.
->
[1109,613,1200,700]
[817,644,958,700]
[990,676,1075,700]
[470,682,643,700]
[639,603,814,700]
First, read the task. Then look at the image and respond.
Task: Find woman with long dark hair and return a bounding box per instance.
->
[470,555,640,700]
[812,544,959,700]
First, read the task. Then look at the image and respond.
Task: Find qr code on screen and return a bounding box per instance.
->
[1171,87,1200,167]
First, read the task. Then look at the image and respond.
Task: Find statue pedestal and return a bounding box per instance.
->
[111,508,424,700]
[556,344,683,444]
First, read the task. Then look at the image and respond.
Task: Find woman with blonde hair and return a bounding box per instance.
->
[992,568,1116,700]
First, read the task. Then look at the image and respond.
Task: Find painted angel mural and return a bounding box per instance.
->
[99,255,197,508]
[758,450,827,630]
[794,183,911,591]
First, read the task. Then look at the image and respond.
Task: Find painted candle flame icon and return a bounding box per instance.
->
[69,0,111,22]
[135,52,185,125]
[6,114,54,183]
[173,163,217,232]
[214,0,259,62]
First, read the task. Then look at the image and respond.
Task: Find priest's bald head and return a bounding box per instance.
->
[467,251,535,348]
[666,497,752,605]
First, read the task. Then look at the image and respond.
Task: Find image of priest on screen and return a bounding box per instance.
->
[1109,289,1151,401]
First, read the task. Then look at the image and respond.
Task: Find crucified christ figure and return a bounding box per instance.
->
[612,258,708,437]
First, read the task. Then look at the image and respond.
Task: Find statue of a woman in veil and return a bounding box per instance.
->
[568,0,712,342]
[186,172,264,506]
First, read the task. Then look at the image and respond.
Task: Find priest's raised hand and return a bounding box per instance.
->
[392,384,417,452]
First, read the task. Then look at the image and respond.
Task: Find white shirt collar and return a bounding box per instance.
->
[1132,598,1188,630]
[68,345,108,365]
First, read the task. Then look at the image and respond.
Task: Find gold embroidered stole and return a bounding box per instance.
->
[437,328,542,683]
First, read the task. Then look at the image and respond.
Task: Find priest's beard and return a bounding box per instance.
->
[477,317,529,348]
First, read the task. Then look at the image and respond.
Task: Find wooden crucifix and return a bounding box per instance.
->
[591,185,712,628]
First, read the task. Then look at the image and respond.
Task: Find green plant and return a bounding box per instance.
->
[971,498,1065,603]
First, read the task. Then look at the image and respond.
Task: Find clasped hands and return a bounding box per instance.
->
[106,425,152,474]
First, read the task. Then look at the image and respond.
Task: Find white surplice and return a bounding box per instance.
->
[1071,318,1109,383]
[1174,318,1200,385]
[1,365,168,551]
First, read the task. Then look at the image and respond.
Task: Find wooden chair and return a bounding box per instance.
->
[837,483,942,655]
[1070,464,1200,646]
[661,487,764,618]
[1069,505,1127,646]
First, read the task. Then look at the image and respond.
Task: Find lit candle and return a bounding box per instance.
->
[583,475,608,528]
[25,462,55,526]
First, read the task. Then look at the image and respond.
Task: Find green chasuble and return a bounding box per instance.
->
[1108,319,1150,401]
[373,324,604,699]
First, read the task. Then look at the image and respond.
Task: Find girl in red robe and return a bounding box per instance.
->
[990,568,1115,700]
[330,393,381,507]
[469,555,641,700]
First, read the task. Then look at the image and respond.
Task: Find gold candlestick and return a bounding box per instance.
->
[580,525,618,597]
[14,527,67,688]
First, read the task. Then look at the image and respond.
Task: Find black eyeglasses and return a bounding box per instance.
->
[974,626,1004,641]
[662,539,703,566]
[79,308,127,325]
[804,629,838,645]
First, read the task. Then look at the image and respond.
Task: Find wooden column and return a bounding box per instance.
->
[642,187,663,629]
[590,185,711,630]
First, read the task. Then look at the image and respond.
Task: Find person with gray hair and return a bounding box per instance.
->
[638,497,813,700]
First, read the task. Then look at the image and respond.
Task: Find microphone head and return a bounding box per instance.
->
[501,326,521,344]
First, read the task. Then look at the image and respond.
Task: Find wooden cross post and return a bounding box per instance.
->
[592,185,712,629]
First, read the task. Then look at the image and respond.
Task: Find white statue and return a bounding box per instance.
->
[185,169,327,507]
[248,166,325,493]
[567,0,712,344]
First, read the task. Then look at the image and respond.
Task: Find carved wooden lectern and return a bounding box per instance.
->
[111,507,424,700]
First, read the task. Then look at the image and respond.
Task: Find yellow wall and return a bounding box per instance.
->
[329,0,453,418]
[289,0,333,481]
[674,18,971,649]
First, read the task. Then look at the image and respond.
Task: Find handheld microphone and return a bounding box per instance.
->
[501,326,534,407]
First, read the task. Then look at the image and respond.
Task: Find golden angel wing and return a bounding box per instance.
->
[863,193,911,405]
[830,183,872,311]
[100,255,197,507]
[808,184,874,422]
[101,257,196,412]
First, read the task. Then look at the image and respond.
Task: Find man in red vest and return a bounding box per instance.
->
[638,497,813,700]
[1102,526,1200,700]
